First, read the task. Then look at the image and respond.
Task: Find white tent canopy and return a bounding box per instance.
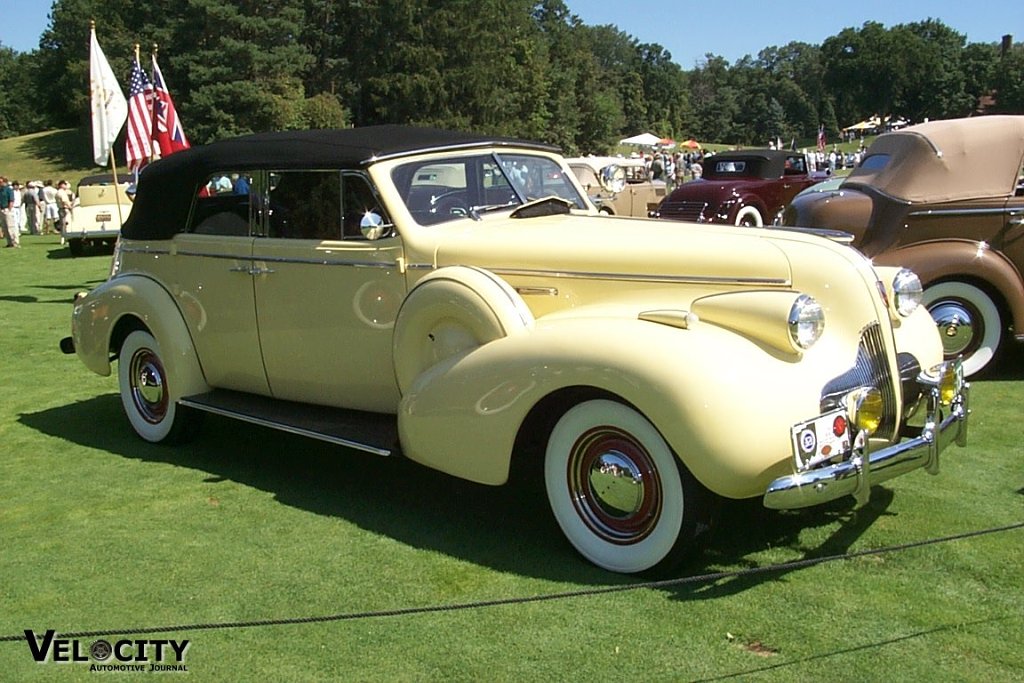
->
[619,132,662,146]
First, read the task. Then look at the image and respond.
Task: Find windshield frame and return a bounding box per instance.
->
[391,151,588,226]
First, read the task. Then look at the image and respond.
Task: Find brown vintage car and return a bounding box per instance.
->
[654,149,825,227]
[785,115,1024,377]
[565,156,667,217]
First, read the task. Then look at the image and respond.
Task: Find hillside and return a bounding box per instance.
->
[0,128,105,187]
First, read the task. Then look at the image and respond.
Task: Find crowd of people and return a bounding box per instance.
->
[642,150,706,189]
[1,177,74,248]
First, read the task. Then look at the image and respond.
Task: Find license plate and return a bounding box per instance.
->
[95,213,112,222]
[791,408,851,471]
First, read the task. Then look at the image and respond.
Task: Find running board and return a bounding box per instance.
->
[179,389,399,456]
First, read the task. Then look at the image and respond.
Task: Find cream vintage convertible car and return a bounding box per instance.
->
[61,126,970,574]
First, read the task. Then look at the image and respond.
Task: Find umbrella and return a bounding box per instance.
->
[658,137,676,148]
[682,138,700,149]
[619,132,662,146]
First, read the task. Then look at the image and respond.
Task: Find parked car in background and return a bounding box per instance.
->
[62,126,969,574]
[64,174,133,256]
[785,115,1024,377]
[653,149,826,227]
[565,156,667,217]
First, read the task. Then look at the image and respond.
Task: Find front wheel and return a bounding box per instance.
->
[734,206,763,227]
[923,281,1003,378]
[118,330,199,443]
[544,399,714,574]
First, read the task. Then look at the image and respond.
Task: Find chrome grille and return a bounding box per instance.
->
[820,322,897,439]
[657,200,708,222]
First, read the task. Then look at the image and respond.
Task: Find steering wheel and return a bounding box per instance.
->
[431,191,469,218]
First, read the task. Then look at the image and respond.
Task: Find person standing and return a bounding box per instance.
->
[41,179,59,235]
[0,177,19,248]
[23,182,41,235]
[56,180,73,240]
[10,181,24,235]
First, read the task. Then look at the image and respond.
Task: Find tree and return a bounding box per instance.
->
[992,42,1024,113]
[890,20,973,121]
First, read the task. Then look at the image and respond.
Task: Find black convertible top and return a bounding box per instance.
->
[122,125,560,240]
[703,148,798,180]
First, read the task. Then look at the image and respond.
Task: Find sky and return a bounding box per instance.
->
[1,0,1022,68]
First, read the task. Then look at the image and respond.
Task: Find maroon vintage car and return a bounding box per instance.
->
[653,149,825,227]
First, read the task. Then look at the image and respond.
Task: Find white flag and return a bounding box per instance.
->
[89,26,128,167]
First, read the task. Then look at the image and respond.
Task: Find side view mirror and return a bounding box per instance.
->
[598,165,627,194]
[360,211,392,241]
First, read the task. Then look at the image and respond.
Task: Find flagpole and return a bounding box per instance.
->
[109,134,126,230]
[150,43,159,164]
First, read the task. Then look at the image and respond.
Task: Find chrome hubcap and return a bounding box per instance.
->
[567,427,662,545]
[130,349,168,424]
[929,300,979,357]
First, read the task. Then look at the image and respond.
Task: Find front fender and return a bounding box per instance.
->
[398,315,848,498]
[71,275,210,400]
[873,240,1024,334]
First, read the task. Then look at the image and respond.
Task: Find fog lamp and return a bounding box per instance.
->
[937,362,962,406]
[921,361,964,407]
[846,386,883,436]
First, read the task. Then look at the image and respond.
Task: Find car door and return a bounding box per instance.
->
[156,173,269,395]
[251,170,406,413]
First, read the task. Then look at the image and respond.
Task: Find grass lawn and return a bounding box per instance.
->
[1,235,1022,681]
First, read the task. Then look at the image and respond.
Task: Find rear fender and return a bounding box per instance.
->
[72,275,210,400]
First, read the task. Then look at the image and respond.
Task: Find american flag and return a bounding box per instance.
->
[151,55,190,157]
[816,125,826,152]
[125,58,153,170]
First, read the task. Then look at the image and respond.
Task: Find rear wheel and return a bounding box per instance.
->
[68,238,84,257]
[544,399,714,574]
[118,330,199,443]
[923,281,1002,377]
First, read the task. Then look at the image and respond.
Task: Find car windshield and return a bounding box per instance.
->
[393,153,586,226]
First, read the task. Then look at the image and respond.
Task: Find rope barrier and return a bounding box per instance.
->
[2,520,1021,643]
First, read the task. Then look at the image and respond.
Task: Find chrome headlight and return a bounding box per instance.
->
[892,268,923,317]
[788,294,825,350]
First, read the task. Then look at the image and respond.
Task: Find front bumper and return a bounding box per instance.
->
[764,363,969,510]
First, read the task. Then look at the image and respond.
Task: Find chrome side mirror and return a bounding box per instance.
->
[360,211,391,241]
[598,165,627,194]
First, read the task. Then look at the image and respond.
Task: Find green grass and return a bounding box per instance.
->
[0,129,103,187]
[2,230,1024,678]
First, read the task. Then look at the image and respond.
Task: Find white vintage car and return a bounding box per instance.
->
[61,126,970,574]
[63,174,134,256]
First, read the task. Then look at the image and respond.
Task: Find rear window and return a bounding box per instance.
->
[713,160,747,174]
[859,154,890,171]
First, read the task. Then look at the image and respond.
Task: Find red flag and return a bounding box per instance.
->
[151,55,190,157]
[125,57,154,171]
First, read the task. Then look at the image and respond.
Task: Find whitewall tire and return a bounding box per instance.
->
[544,399,712,574]
[734,206,763,227]
[118,330,197,443]
[923,281,1003,377]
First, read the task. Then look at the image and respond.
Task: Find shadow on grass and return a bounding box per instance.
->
[15,129,94,170]
[976,341,1024,381]
[20,394,892,589]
